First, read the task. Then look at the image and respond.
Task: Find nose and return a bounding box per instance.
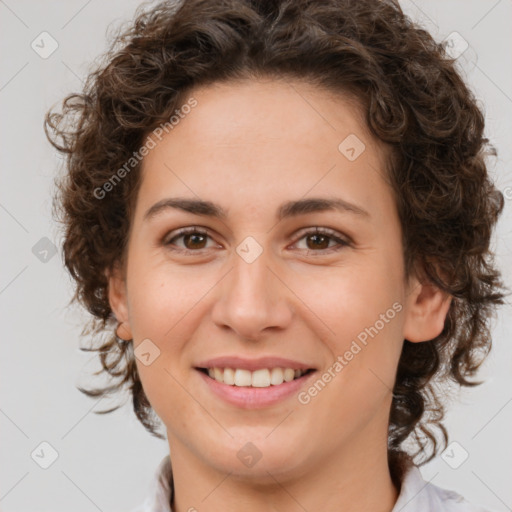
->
[210,247,293,342]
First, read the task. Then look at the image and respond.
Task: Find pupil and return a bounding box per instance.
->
[186,234,205,249]
[308,234,328,250]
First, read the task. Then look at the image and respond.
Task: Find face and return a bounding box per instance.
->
[109,78,451,482]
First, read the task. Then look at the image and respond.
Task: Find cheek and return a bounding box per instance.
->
[126,254,202,342]
[301,267,405,433]
[302,259,403,342]
[126,265,201,420]
[337,275,404,383]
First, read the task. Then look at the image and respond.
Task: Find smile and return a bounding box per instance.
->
[198,367,314,387]
[195,366,317,409]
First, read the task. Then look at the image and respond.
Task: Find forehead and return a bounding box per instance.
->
[173,78,374,151]
[134,78,393,222]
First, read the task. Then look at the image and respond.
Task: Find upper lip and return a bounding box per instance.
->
[195,356,316,372]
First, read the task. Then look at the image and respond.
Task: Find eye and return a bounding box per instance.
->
[163,226,350,254]
[291,227,350,254]
[163,227,217,252]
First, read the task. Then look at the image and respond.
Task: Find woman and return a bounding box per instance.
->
[45,0,506,510]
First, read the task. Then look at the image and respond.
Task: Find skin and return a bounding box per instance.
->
[108,78,452,512]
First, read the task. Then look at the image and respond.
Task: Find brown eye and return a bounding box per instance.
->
[181,233,208,250]
[164,227,214,252]
[305,233,331,250]
[293,227,350,254]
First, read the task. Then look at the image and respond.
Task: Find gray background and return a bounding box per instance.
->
[1,1,511,511]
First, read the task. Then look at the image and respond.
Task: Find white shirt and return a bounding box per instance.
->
[131,455,495,512]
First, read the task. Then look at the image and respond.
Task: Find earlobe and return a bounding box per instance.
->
[106,264,132,340]
[403,276,452,343]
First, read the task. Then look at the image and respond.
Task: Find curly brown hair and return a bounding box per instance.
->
[44,0,507,481]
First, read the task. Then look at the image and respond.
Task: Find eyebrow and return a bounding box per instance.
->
[143,196,370,222]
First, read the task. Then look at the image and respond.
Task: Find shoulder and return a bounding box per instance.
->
[393,464,496,512]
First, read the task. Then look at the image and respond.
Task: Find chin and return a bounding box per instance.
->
[203,431,309,482]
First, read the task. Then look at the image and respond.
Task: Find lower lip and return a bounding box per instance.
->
[196,369,316,409]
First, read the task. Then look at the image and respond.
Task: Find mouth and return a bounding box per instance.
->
[193,356,318,408]
[195,366,316,388]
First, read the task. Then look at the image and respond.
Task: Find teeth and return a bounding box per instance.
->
[206,367,308,387]
[251,369,270,387]
[223,367,235,385]
[283,368,295,382]
[234,369,252,386]
[270,367,284,385]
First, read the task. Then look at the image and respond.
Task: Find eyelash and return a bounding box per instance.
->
[163,226,351,255]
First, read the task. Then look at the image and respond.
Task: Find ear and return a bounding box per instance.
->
[106,263,133,340]
[403,274,452,343]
